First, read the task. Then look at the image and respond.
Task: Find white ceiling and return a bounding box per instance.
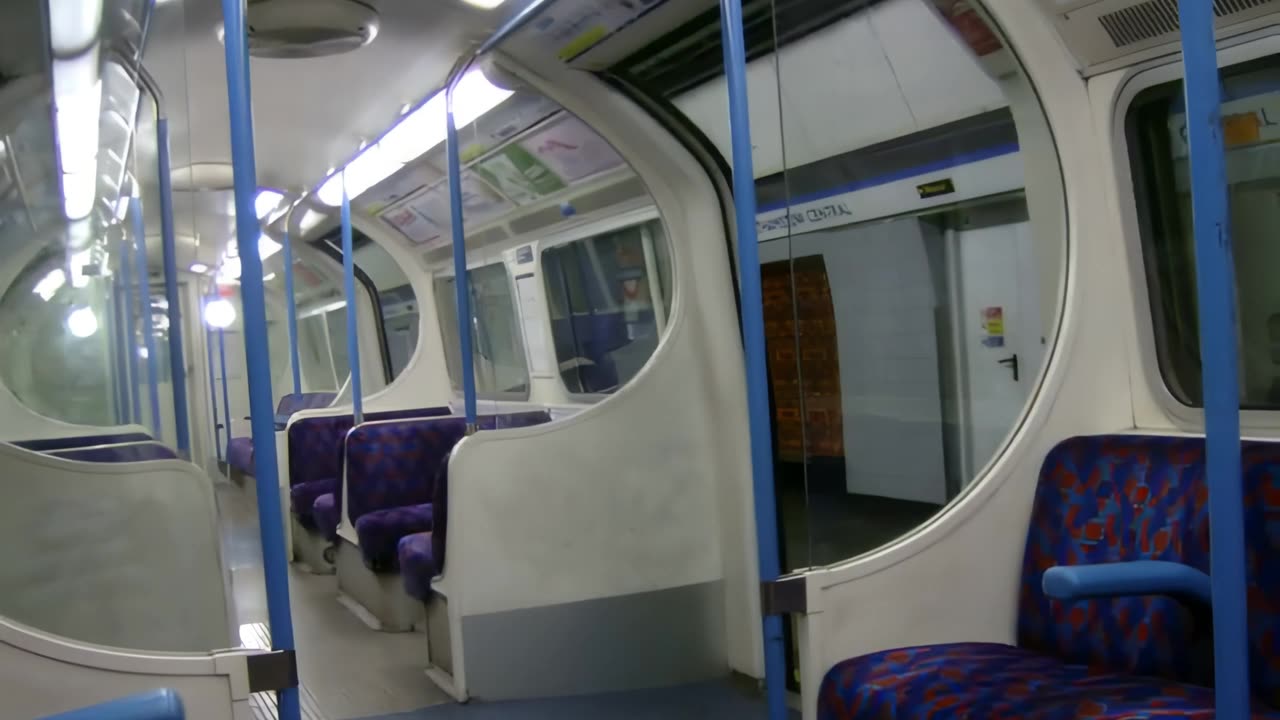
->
[139,0,519,265]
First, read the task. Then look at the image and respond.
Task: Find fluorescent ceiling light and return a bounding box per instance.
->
[49,0,103,56]
[70,248,93,289]
[256,189,284,219]
[258,234,283,261]
[298,208,326,234]
[53,54,101,220]
[315,68,513,206]
[34,270,67,302]
[204,298,237,329]
[263,273,277,282]
[461,0,508,8]
[66,306,98,338]
[189,262,210,274]
[217,256,242,284]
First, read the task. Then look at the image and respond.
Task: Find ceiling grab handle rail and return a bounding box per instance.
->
[445,60,478,432]
[283,218,302,396]
[718,1,786,718]
[1177,2,1250,718]
[218,323,233,459]
[131,196,163,437]
[218,1,301,718]
[341,179,364,424]
[119,218,142,423]
[112,284,132,425]
[157,117,191,456]
[132,62,192,456]
[475,0,556,56]
[206,296,223,463]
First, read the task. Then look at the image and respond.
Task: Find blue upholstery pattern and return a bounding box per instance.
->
[343,411,550,568]
[50,442,178,463]
[290,478,337,528]
[398,532,436,602]
[285,406,449,490]
[227,392,338,474]
[355,503,434,571]
[226,436,254,476]
[818,435,1280,718]
[816,642,1280,719]
[313,493,340,542]
[343,411,549,524]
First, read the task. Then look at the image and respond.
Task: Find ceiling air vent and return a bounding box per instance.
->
[219,0,379,59]
[1099,0,1270,48]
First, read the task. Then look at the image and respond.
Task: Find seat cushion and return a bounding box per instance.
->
[290,478,337,527]
[818,642,1279,720]
[354,503,434,572]
[313,493,340,542]
[398,532,437,602]
[226,437,254,475]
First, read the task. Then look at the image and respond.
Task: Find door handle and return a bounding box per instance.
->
[998,353,1019,382]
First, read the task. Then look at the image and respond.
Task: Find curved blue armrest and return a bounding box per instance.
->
[39,689,183,720]
[1043,561,1212,606]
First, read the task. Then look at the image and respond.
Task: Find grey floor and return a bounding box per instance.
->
[217,474,786,720]
[216,476,451,720]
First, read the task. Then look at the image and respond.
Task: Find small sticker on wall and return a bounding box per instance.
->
[982,306,1005,348]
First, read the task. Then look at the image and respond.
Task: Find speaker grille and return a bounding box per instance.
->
[1098,0,1270,48]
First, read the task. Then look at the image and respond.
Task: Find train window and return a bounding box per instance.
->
[541,219,672,395]
[615,0,1066,575]
[434,264,531,399]
[1128,56,1280,409]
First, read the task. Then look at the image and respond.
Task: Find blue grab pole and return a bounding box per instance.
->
[206,322,223,463]
[217,327,232,457]
[131,198,162,437]
[718,2,786,718]
[111,285,132,424]
[119,221,142,424]
[283,228,302,395]
[1176,4,1249,718]
[445,78,478,428]
[217,3,299,716]
[157,118,191,456]
[340,182,364,424]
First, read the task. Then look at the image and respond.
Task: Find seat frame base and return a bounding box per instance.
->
[335,539,424,632]
[290,517,335,575]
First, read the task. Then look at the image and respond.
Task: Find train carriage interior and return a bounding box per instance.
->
[3,0,1280,718]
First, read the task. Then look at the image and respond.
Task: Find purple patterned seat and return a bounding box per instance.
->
[286,406,450,497]
[226,393,338,476]
[398,532,436,602]
[226,436,254,476]
[290,478,337,529]
[355,504,434,572]
[399,450,453,601]
[818,435,1280,719]
[313,493,340,542]
[343,411,550,570]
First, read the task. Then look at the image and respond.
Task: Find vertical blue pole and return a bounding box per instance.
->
[718,2,785,718]
[207,321,223,463]
[341,182,364,424]
[120,224,142,425]
[131,198,162,437]
[217,326,233,458]
[157,118,191,456]
[218,4,298,716]
[1177,4,1248,718]
[445,79,478,428]
[111,285,132,424]
[283,228,302,395]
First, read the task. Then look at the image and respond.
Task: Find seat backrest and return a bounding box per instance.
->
[50,441,178,463]
[1018,435,1280,705]
[285,406,448,487]
[343,410,552,524]
[13,432,152,452]
[276,392,337,417]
